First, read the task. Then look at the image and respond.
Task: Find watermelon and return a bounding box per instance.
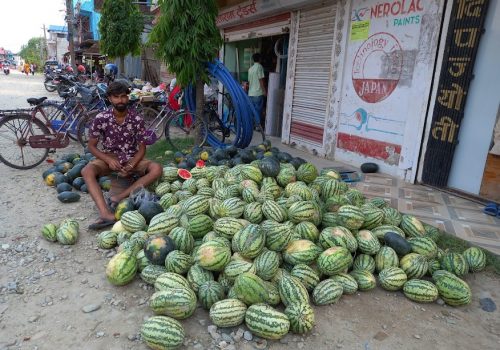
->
[231,224,265,259]
[148,213,180,236]
[400,215,425,238]
[378,267,407,291]
[356,230,381,255]
[149,287,197,319]
[349,270,376,291]
[433,271,471,306]
[177,169,192,180]
[209,299,247,328]
[164,250,193,275]
[213,217,246,239]
[463,247,486,272]
[194,241,231,271]
[258,157,281,177]
[440,252,468,277]
[144,236,176,265]
[187,214,213,239]
[285,303,315,334]
[384,232,412,255]
[41,223,58,242]
[106,250,138,286]
[312,279,343,305]
[262,200,287,222]
[223,259,256,282]
[330,273,358,294]
[409,237,438,259]
[138,201,164,223]
[296,163,318,184]
[294,221,320,242]
[154,272,191,291]
[233,272,270,305]
[290,264,320,292]
[317,246,353,276]
[400,253,429,280]
[96,230,118,249]
[403,279,439,303]
[254,249,280,281]
[245,304,290,340]
[337,205,365,230]
[169,227,194,254]
[198,280,225,310]
[283,239,322,265]
[140,265,168,285]
[56,220,79,245]
[277,274,309,307]
[382,207,402,226]
[318,226,358,253]
[288,201,320,224]
[120,210,146,232]
[352,254,376,273]
[361,206,385,230]
[244,202,264,224]
[140,316,185,350]
[262,220,293,251]
[375,246,399,272]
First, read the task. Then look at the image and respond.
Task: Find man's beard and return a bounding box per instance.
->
[113,103,127,112]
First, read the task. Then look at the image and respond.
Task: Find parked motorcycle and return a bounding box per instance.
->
[2,64,9,75]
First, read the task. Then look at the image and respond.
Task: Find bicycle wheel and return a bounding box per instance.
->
[76,110,99,147]
[0,114,51,169]
[204,108,240,147]
[44,78,57,92]
[164,111,207,152]
[139,106,165,140]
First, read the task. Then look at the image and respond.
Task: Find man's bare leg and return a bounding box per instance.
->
[82,164,116,222]
[110,162,163,203]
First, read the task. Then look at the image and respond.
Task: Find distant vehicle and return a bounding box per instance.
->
[2,62,9,75]
[44,60,60,71]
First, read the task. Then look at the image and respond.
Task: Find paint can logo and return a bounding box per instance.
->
[352,32,403,103]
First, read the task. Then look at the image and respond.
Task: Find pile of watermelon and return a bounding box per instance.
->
[41,152,111,203]
[41,218,80,245]
[95,158,487,349]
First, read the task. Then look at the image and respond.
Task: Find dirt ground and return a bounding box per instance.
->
[0,72,499,350]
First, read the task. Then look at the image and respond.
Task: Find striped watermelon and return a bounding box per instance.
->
[321,179,343,199]
[382,207,402,226]
[168,227,194,254]
[428,259,442,276]
[440,252,468,277]
[194,241,231,271]
[262,220,293,251]
[164,204,183,218]
[96,230,117,249]
[375,246,399,272]
[223,259,256,282]
[296,163,318,184]
[345,189,365,206]
[361,206,385,230]
[165,250,193,275]
[291,264,320,292]
[242,187,260,203]
[262,200,287,222]
[283,239,322,265]
[56,220,79,245]
[198,280,225,310]
[217,197,246,218]
[233,272,270,305]
[319,226,355,251]
[263,280,281,306]
[209,298,248,327]
[285,303,315,334]
[187,214,213,239]
[241,165,263,183]
[254,249,280,281]
[213,217,246,239]
[181,178,198,193]
[356,230,381,255]
[231,224,265,259]
[41,223,58,242]
[159,193,178,210]
[140,316,184,350]
[423,223,441,242]
[463,247,486,272]
[372,225,406,240]
[403,279,439,303]
[149,287,197,319]
[106,250,137,286]
[162,166,180,182]
[369,197,388,208]
[277,167,297,187]
[120,210,146,232]
[433,271,471,306]
[352,254,376,273]
[323,195,350,213]
[337,205,365,230]
[136,250,150,272]
[312,279,343,305]
[140,265,168,285]
[400,253,429,279]
[148,213,179,236]
[244,202,264,224]
[329,273,358,294]
[197,187,214,197]
[278,274,310,307]
[317,246,353,276]
[409,237,438,259]
[154,272,191,291]
[187,264,214,292]
[400,215,426,238]
[294,221,320,242]
[378,267,407,291]
[245,304,290,340]
[349,270,376,291]
[288,201,320,224]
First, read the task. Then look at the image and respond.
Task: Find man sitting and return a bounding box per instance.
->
[82,81,162,229]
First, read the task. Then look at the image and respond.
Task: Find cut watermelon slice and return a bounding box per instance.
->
[177,168,192,180]
[196,160,206,168]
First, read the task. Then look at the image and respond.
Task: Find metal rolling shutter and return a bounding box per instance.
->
[290,4,335,147]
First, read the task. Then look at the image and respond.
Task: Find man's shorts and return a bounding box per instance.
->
[88,155,153,177]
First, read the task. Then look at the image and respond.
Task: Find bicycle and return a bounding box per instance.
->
[0,97,91,169]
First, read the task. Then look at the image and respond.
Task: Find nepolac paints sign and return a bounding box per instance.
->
[337,0,440,168]
[422,0,490,187]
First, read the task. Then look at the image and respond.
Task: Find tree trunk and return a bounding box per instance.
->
[120,56,125,77]
[194,78,205,145]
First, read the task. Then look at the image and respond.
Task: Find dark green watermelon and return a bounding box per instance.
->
[277,152,293,163]
[214,148,229,160]
[290,157,307,170]
[259,157,281,177]
[144,236,175,265]
[57,191,80,203]
[42,167,57,179]
[56,183,73,193]
[54,173,71,186]
[138,201,164,224]
[72,177,85,190]
[240,149,256,163]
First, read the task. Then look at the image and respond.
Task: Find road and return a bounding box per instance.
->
[0,70,53,109]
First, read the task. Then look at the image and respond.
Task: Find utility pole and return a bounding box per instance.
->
[66,0,76,71]
[42,24,48,61]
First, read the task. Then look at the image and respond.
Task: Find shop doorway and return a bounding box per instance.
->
[223,34,289,137]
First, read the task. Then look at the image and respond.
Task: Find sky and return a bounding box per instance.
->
[0,0,67,53]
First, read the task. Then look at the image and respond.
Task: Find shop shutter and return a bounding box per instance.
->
[289,4,335,148]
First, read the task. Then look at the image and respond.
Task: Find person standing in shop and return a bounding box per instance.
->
[248,53,267,129]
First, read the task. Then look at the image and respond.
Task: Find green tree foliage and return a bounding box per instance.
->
[148,0,222,87]
[19,37,46,68]
[98,0,144,73]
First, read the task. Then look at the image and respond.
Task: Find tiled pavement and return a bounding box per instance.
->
[256,135,500,255]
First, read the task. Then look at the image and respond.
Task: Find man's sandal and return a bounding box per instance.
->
[88,218,116,230]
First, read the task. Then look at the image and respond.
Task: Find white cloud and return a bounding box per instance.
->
[0,0,67,53]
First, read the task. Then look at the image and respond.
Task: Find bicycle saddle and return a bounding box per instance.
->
[27,97,48,106]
